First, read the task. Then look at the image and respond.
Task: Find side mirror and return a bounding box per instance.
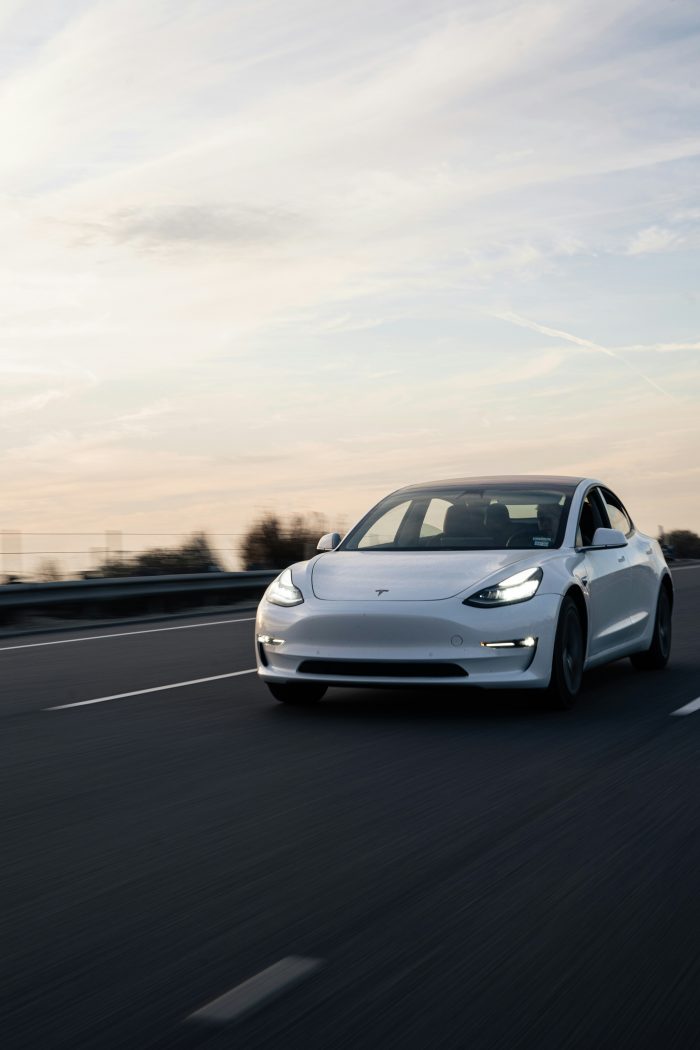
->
[317,532,341,552]
[589,527,628,549]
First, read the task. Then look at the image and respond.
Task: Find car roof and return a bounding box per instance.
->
[396,475,586,493]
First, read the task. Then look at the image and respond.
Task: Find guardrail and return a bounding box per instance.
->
[2,559,692,630]
[0,571,279,626]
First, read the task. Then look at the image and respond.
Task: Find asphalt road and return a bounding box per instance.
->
[2,566,700,1049]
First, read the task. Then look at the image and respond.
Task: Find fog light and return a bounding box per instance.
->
[258,634,285,646]
[481,636,537,649]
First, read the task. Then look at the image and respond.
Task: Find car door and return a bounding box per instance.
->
[598,487,656,645]
[578,487,639,660]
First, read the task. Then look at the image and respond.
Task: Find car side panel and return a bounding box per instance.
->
[583,546,641,660]
[622,531,662,648]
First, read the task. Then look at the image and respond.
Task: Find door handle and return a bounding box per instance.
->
[617,555,626,563]
[645,548,652,555]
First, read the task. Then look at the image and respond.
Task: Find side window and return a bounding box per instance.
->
[576,490,605,547]
[600,489,633,537]
[420,498,452,538]
[358,500,411,548]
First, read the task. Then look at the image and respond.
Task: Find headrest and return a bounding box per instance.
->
[485,502,511,528]
[443,504,484,537]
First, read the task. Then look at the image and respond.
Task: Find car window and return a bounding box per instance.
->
[576,489,606,547]
[599,488,633,536]
[357,500,411,549]
[419,498,452,538]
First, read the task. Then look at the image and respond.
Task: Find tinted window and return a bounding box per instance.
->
[600,488,633,536]
[343,485,573,551]
[576,489,606,547]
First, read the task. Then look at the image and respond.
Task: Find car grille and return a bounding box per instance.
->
[297,660,468,678]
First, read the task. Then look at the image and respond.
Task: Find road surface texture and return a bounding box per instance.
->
[2,566,699,1049]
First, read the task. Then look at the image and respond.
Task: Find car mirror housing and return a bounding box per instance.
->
[317,532,341,552]
[585,527,628,550]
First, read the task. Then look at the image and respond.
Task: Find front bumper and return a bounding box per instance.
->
[255,593,561,689]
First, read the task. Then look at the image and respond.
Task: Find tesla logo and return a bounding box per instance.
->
[375,589,389,596]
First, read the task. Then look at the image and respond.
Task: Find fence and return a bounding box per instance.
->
[0,531,247,582]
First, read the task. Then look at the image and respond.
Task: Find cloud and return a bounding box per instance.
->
[110,400,173,425]
[616,341,700,353]
[492,311,676,399]
[0,389,66,418]
[0,357,97,425]
[71,204,302,250]
[626,226,684,255]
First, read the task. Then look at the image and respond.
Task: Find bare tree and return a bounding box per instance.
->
[88,532,221,577]
[36,558,62,582]
[241,513,327,570]
[665,529,700,558]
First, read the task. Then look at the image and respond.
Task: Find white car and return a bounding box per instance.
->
[255,476,673,708]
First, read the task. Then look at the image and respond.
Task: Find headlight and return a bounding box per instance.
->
[464,567,543,607]
[266,567,304,607]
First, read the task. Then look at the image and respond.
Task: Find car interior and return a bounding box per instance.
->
[416,498,566,550]
[350,487,589,552]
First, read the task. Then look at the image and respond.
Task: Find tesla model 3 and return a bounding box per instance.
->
[255,476,672,708]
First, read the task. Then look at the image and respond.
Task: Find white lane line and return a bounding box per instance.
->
[671,697,700,717]
[188,957,323,1025]
[45,669,257,710]
[0,617,255,653]
[670,563,700,571]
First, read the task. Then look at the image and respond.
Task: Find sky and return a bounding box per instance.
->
[1,0,699,569]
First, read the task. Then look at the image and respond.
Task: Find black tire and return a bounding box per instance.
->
[266,682,327,705]
[545,596,584,709]
[630,586,672,670]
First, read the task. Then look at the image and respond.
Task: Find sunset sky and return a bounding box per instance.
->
[1,0,699,569]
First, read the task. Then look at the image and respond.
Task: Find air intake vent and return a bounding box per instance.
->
[297,660,468,678]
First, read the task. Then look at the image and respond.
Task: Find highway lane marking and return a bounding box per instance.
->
[670,564,700,571]
[188,957,322,1025]
[45,669,257,710]
[0,617,255,653]
[671,697,700,717]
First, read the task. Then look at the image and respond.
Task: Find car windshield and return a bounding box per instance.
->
[342,485,574,551]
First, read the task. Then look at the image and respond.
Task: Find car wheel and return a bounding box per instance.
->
[266,682,327,705]
[546,596,584,709]
[630,586,672,671]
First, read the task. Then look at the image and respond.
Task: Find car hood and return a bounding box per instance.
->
[310,550,547,602]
